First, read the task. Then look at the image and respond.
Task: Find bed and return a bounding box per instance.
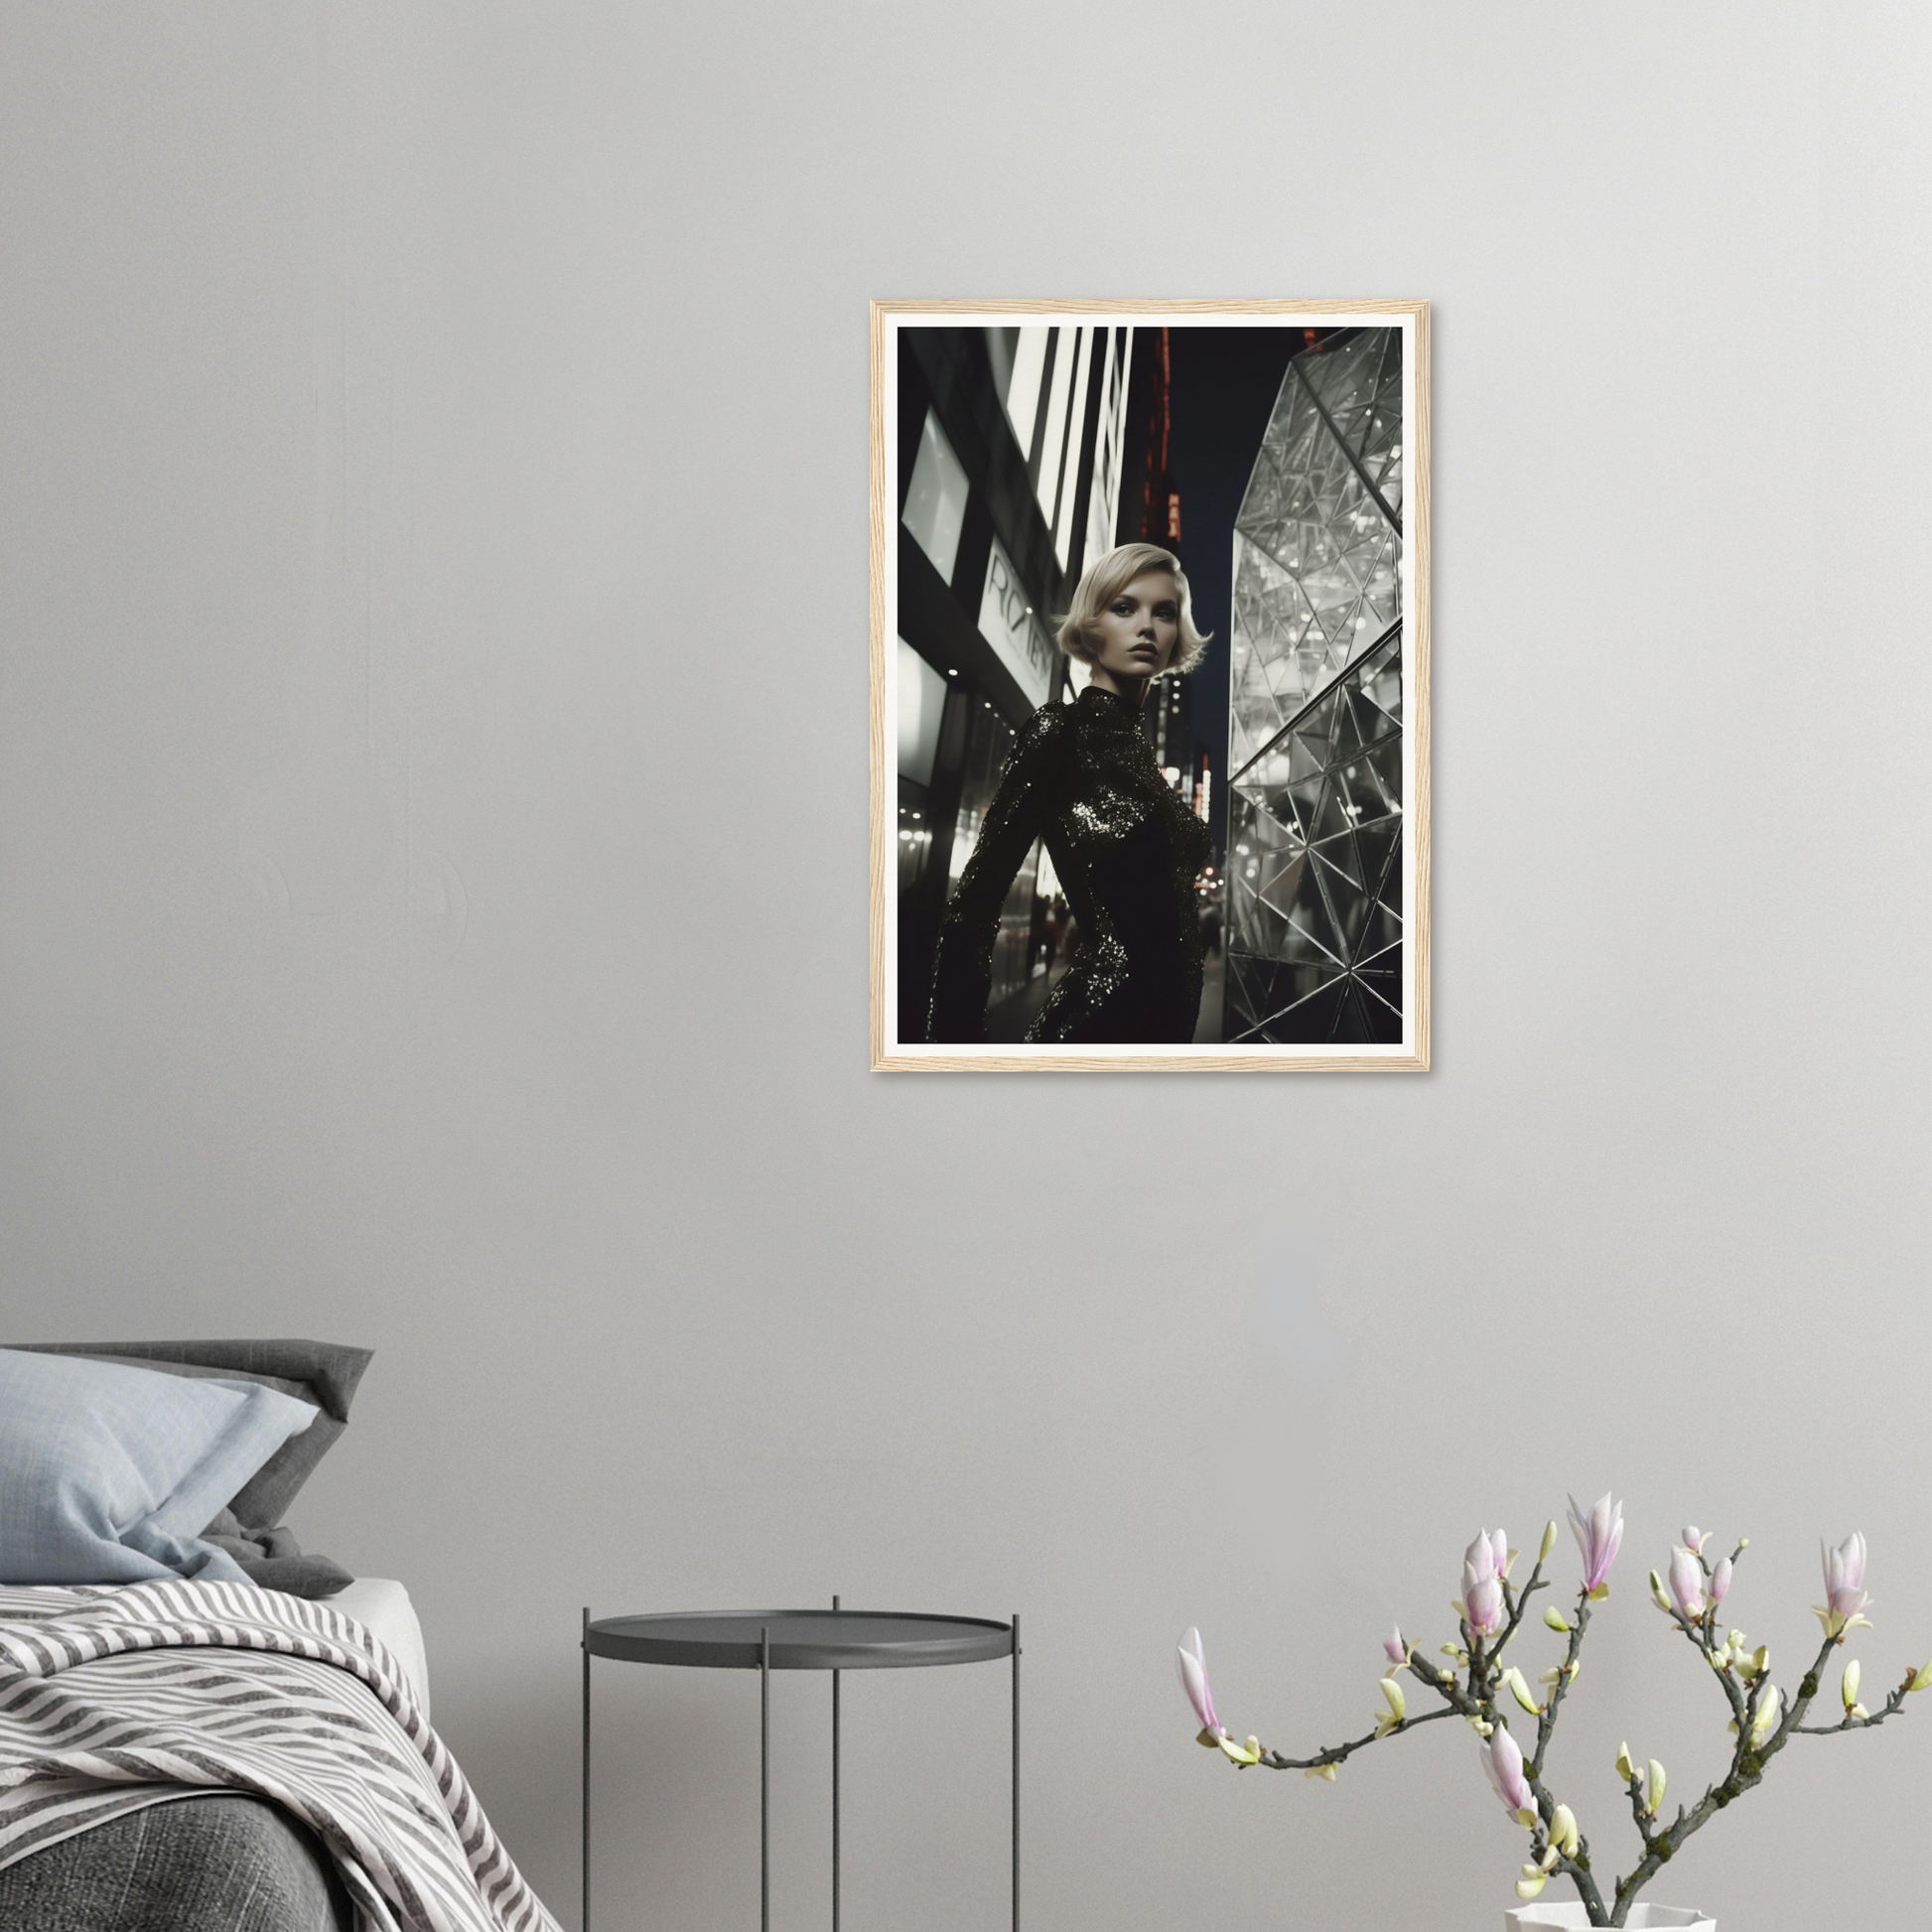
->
[0,1342,556,1932]
[0,1578,436,1932]
[0,1791,354,1931]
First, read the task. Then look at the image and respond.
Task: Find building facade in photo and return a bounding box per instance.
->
[1222,328,1406,1045]
[894,325,1136,1041]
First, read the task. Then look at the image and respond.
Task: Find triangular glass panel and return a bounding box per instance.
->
[1311,777,1356,848]
[1353,814,1400,902]
[1265,972,1350,1044]
[1311,828,1367,896]
[1354,963,1403,1020]
[1282,891,1345,968]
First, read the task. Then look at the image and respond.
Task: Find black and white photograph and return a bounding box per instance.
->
[872,302,1429,1071]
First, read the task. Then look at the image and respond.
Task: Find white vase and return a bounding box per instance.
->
[1506,1906,1715,1931]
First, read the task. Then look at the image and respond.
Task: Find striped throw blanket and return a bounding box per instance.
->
[0,1579,559,1932]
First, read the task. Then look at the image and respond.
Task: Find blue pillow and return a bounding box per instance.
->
[0,1347,319,1586]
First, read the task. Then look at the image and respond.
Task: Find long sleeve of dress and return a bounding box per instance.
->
[924,704,1070,1043]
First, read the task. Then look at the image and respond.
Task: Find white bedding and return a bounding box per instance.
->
[325,1576,431,1719]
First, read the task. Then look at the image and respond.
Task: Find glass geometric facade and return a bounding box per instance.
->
[1224,328,1406,1044]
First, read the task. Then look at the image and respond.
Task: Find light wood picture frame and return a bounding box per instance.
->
[872,300,1430,1072]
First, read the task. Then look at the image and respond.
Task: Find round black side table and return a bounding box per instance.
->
[582,1601,1019,1932]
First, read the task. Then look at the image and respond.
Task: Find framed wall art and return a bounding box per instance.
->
[871,300,1430,1071]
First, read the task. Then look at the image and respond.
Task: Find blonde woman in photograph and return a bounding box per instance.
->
[926,541,1213,1045]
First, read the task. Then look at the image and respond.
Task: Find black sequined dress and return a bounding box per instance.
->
[926,683,1211,1045]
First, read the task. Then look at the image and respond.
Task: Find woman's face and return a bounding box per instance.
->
[1088,570,1180,686]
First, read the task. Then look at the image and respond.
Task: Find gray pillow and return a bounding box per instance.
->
[10,1339,372,1529]
[202,1508,355,1599]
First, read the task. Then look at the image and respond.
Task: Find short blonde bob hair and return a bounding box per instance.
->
[1054,542,1211,677]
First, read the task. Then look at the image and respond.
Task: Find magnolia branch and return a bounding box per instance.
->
[1178,1517,1924,1932]
[1255,1704,1457,1772]
[1609,1626,1846,1917]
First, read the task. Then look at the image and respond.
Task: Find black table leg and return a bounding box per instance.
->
[1011,1612,1020,1932]
[760,1626,770,1932]
[830,1595,840,1932]
[581,1607,591,1932]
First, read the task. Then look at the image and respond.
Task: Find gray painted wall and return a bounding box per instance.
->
[2,4,1925,1927]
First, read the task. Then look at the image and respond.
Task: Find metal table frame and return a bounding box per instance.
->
[582,1601,1019,1932]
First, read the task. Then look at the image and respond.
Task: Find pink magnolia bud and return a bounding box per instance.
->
[1464,1574,1503,1635]
[1823,1532,1868,1618]
[1383,1624,1407,1665]
[1667,1547,1706,1617]
[1462,1531,1507,1636]
[1710,1557,1731,1605]
[1175,1627,1221,1736]
[1479,1724,1535,1818]
[1681,1526,1708,1553]
[1567,1492,1624,1589]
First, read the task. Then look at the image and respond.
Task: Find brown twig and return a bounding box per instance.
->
[1607,1625,1850,1923]
[1254,1704,1458,1772]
